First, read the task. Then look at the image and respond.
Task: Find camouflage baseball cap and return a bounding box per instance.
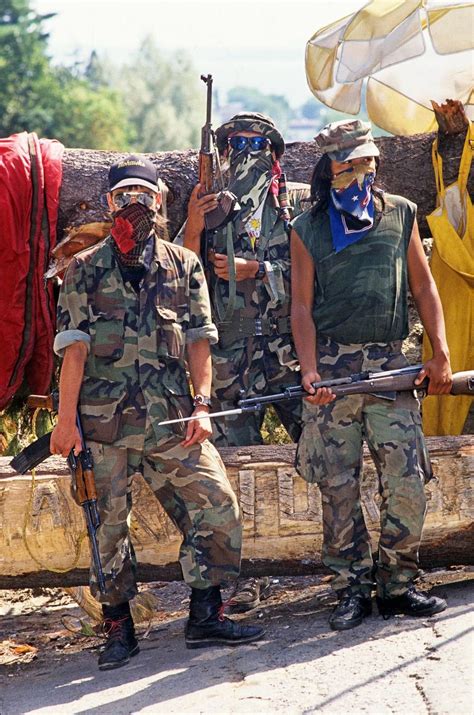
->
[314,119,379,161]
[215,112,285,158]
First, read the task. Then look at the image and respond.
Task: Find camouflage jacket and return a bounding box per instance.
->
[207,182,309,355]
[53,235,218,444]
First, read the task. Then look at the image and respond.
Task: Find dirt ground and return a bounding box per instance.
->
[0,566,473,715]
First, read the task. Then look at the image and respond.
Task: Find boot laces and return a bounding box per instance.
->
[218,597,233,622]
[102,616,129,641]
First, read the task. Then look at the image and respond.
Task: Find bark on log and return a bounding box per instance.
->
[0,437,472,589]
[58,130,473,242]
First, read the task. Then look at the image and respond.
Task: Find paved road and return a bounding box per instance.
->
[1,578,472,715]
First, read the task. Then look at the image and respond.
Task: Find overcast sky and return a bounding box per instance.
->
[34,0,367,108]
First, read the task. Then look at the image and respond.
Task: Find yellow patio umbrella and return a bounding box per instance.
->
[306,0,474,135]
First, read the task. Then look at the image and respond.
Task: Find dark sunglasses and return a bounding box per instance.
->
[113,191,155,209]
[228,135,270,152]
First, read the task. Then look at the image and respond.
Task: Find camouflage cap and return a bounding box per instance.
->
[215,112,285,158]
[314,119,379,162]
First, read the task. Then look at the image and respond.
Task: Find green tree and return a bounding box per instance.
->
[226,86,292,132]
[0,0,129,149]
[0,0,58,136]
[113,36,204,152]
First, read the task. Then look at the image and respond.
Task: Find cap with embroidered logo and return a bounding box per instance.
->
[314,119,379,162]
[108,155,159,193]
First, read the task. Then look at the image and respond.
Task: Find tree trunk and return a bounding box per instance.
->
[1,437,472,588]
[58,130,473,242]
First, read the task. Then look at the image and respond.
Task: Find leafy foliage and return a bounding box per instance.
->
[0,0,128,149]
[261,407,293,445]
[226,86,292,133]
[108,36,204,152]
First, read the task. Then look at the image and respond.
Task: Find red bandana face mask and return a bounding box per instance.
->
[111,203,155,254]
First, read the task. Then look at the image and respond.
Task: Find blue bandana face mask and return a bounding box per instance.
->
[329,168,376,253]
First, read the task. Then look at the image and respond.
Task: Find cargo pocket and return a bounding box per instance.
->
[89,309,125,362]
[295,419,333,484]
[295,400,362,485]
[79,377,126,444]
[156,305,186,360]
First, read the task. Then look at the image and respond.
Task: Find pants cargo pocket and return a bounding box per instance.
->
[295,419,334,484]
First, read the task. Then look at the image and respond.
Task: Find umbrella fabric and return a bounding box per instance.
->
[422,121,474,435]
[306,0,474,135]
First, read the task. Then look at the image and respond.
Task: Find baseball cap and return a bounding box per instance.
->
[314,119,379,162]
[108,155,159,193]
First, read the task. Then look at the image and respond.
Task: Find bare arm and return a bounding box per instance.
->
[407,220,452,394]
[290,230,335,404]
[182,338,213,447]
[50,341,88,457]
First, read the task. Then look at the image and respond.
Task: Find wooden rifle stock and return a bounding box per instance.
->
[199,74,237,233]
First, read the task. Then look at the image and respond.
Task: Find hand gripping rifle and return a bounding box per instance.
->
[158,365,474,426]
[10,394,106,593]
[199,74,238,257]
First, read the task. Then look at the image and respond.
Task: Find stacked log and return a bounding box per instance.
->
[0,437,472,588]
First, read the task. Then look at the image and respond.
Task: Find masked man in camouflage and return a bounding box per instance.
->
[50,155,264,671]
[181,113,309,611]
[290,120,452,631]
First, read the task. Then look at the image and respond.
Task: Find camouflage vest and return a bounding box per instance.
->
[209,183,309,334]
[292,193,415,344]
[56,236,215,444]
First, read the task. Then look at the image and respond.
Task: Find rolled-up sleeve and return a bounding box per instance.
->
[54,258,91,357]
[186,255,218,345]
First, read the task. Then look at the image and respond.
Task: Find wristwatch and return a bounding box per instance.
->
[255,261,266,280]
[193,394,212,408]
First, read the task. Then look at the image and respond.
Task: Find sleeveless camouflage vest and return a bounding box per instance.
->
[292,193,416,344]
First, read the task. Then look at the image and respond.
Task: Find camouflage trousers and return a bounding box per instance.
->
[211,335,302,447]
[296,338,433,598]
[87,434,242,606]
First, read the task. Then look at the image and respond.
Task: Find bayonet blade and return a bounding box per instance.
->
[159,407,243,427]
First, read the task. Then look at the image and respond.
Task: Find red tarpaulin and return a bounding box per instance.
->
[0,132,63,409]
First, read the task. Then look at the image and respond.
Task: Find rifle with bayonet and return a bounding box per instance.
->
[10,393,106,593]
[158,365,474,426]
[198,74,238,265]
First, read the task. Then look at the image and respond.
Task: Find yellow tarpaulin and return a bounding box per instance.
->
[422,121,474,435]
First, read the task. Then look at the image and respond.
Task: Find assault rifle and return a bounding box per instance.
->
[10,394,106,593]
[199,73,237,234]
[159,365,474,426]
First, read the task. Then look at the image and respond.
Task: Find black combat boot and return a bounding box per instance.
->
[185,586,266,649]
[376,586,447,619]
[98,602,140,670]
[329,590,372,631]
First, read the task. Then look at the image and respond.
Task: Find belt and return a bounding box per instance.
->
[217,316,291,339]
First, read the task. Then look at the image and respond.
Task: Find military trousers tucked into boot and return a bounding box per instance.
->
[185,586,265,648]
[296,342,432,600]
[87,435,242,605]
[98,601,139,670]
